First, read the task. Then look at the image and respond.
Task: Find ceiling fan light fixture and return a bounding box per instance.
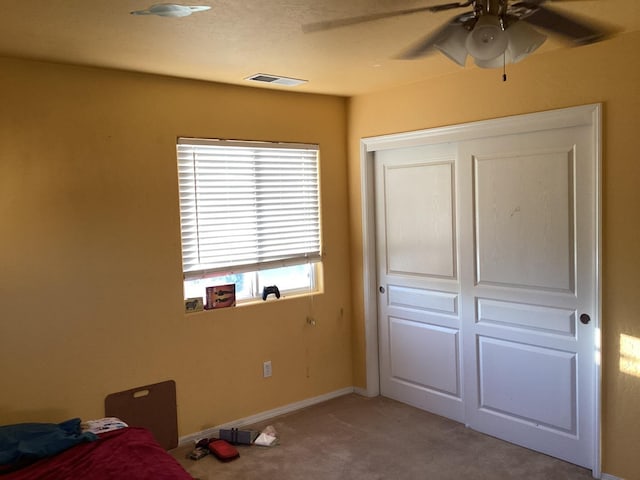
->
[505,21,547,63]
[473,52,511,69]
[465,14,508,61]
[473,20,547,69]
[434,25,469,67]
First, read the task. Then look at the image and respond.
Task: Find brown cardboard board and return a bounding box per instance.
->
[105,380,178,450]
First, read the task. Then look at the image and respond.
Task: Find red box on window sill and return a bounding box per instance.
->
[205,284,236,309]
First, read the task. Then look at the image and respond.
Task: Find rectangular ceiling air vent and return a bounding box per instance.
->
[245,73,307,87]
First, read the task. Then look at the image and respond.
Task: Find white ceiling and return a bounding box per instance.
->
[0,0,637,96]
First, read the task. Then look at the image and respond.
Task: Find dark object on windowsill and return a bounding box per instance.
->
[262,285,281,301]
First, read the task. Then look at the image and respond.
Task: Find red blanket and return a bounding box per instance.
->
[3,427,192,479]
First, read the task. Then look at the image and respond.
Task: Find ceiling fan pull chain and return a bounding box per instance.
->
[502,53,507,82]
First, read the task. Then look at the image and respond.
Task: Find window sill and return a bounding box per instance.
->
[184,289,322,315]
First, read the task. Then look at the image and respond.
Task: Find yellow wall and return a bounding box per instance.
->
[348,32,640,479]
[2,30,639,479]
[0,57,352,436]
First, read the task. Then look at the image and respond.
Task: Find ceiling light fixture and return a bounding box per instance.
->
[434,15,546,70]
[131,4,211,17]
[245,74,308,87]
[474,21,546,68]
[465,15,509,61]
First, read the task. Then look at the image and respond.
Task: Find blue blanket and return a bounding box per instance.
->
[0,418,97,468]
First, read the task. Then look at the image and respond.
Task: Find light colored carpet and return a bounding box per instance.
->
[171,394,593,480]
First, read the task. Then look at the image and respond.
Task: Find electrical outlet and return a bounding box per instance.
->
[263,360,272,378]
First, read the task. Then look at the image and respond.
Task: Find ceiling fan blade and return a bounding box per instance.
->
[302,2,471,33]
[397,15,468,59]
[511,2,611,45]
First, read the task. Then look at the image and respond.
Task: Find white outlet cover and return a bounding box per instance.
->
[263,361,272,378]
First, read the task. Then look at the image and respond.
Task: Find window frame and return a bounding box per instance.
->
[176,137,323,304]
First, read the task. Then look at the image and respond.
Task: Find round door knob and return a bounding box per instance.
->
[379,286,385,294]
[580,313,591,325]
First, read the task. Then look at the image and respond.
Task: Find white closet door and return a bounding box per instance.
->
[375,143,464,422]
[458,124,596,468]
[374,121,597,468]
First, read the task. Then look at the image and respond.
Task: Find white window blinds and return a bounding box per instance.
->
[177,138,321,280]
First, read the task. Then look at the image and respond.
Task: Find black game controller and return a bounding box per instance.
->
[262,285,281,301]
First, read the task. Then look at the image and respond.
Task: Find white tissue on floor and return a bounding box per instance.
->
[254,432,277,446]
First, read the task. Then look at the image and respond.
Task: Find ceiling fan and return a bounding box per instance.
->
[303,0,612,70]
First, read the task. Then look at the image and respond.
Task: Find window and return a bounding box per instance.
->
[177,138,322,304]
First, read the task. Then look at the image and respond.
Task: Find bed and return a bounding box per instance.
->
[1,426,193,479]
[1,381,193,479]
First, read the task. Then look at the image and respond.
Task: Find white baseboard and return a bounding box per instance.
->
[179,386,355,447]
[601,474,624,480]
[353,386,376,397]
